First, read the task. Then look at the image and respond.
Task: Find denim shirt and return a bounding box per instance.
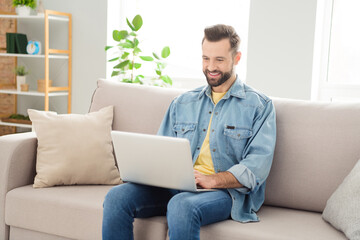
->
[157,76,276,222]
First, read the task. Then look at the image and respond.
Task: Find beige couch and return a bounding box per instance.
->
[1,79,359,240]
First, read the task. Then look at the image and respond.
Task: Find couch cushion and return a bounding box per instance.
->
[265,98,360,212]
[322,159,360,239]
[198,206,346,240]
[28,106,121,188]
[89,79,185,134]
[5,185,168,240]
[6,186,345,240]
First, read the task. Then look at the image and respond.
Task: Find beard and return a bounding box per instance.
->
[203,67,233,88]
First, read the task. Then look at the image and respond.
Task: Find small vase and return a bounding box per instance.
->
[17,76,26,91]
[16,6,32,16]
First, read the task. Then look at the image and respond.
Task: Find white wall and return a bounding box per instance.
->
[246,0,318,100]
[40,0,108,113]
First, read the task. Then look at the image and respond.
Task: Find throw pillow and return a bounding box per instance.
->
[322,159,360,239]
[28,106,121,188]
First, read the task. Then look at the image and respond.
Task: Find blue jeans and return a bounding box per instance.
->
[102,183,232,240]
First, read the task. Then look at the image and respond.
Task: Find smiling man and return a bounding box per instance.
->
[102,24,277,240]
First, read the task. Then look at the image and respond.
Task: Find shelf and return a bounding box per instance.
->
[0,120,32,129]
[0,13,69,22]
[0,89,68,96]
[0,53,68,59]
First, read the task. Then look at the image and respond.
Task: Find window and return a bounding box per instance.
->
[313,0,360,102]
[107,0,250,89]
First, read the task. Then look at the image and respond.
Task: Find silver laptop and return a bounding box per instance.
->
[111,131,215,192]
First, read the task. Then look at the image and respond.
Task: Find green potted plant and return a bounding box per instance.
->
[13,0,37,16]
[14,65,29,91]
[105,14,172,87]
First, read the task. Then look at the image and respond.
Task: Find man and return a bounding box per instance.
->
[102,24,276,240]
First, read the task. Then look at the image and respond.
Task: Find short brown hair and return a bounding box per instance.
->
[202,24,241,55]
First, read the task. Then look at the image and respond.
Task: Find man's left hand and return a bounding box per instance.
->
[194,170,244,189]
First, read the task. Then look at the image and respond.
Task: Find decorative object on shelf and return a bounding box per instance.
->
[12,0,37,16]
[26,40,41,55]
[20,83,29,92]
[6,33,28,54]
[105,14,172,87]
[14,65,28,91]
[37,79,53,92]
[2,113,32,125]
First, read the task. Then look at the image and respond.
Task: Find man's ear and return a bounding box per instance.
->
[234,52,241,65]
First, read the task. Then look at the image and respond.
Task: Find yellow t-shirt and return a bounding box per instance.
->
[193,91,227,175]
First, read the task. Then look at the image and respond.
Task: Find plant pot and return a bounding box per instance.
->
[16,76,26,91]
[16,6,32,16]
[21,83,29,92]
[37,79,53,92]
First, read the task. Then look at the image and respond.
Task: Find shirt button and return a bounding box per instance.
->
[209,111,212,114]
[237,134,241,137]
[215,112,218,115]
[203,129,206,132]
[197,147,200,150]
[211,129,214,132]
[182,128,185,131]
[213,149,216,152]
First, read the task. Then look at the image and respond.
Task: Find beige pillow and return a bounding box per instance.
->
[322,159,360,239]
[28,106,121,188]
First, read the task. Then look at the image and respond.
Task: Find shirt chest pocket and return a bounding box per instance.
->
[174,123,197,141]
[224,127,253,158]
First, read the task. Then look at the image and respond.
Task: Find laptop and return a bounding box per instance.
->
[111,131,216,192]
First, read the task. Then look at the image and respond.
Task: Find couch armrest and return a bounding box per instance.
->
[0,132,37,240]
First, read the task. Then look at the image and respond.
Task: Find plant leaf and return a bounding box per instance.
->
[105,46,113,51]
[134,38,139,47]
[156,70,162,76]
[132,15,143,31]
[119,30,128,39]
[134,47,142,55]
[114,60,130,69]
[137,75,145,78]
[126,18,135,31]
[161,75,172,85]
[161,46,170,58]
[121,52,130,59]
[109,57,119,62]
[153,52,160,60]
[118,42,133,48]
[140,56,154,61]
[113,30,121,41]
[111,71,120,77]
[134,63,141,69]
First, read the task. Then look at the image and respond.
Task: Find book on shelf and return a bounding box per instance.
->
[6,33,28,54]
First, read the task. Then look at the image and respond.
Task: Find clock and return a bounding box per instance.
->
[27,40,41,55]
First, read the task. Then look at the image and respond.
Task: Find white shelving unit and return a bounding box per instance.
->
[0,10,72,130]
[0,53,68,59]
[0,120,32,129]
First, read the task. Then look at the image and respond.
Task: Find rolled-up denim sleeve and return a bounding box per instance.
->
[157,98,177,137]
[227,100,276,194]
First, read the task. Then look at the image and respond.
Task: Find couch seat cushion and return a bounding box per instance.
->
[198,206,346,240]
[5,185,168,240]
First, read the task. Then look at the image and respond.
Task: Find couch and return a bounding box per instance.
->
[1,79,359,240]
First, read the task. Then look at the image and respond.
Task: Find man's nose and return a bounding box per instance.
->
[207,61,217,71]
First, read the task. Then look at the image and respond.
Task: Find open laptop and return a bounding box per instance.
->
[111,131,215,192]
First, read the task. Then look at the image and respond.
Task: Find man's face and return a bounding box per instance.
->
[202,38,240,89]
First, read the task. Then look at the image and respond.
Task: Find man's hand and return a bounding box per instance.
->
[194,170,244,189]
